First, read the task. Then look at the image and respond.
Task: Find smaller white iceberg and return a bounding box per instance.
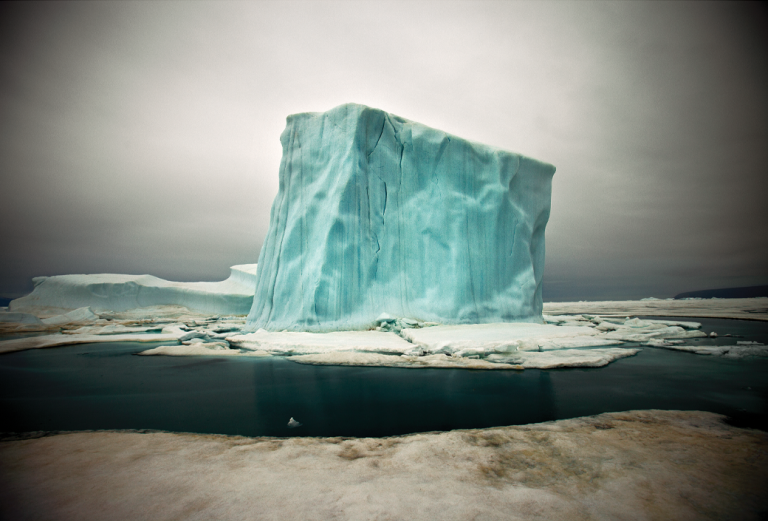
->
[9,265,258,316]
[287,417,302,428]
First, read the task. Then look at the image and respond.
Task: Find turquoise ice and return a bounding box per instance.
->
[247,103,555,331]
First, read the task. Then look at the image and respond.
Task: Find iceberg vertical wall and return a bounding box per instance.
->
[247,103,555,332]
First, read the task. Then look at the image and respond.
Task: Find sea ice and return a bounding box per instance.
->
[289,352,525,370]
[63,324,164,335]
[138,343,263,357]
[543,298,768,322]
[227,330,414,355]
[603,325,707,343]
[399,323,604,354]
[5,296,767,370]
[9,264,258,316]
[0,325,188,355]
[247,103,556,332]
[487,347,641,369]
[651,343,768,359]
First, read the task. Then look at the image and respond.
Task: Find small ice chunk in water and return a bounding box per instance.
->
[287,417,302,428]
[709,332,717,338]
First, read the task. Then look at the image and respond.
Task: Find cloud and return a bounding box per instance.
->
[0,1,766,299]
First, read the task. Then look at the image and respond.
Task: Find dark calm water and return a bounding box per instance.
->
[1,317,766,438]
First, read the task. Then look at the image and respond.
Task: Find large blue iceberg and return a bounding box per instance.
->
[247,103,555,332]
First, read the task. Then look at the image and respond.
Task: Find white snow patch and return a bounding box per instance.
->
[543,298,768,322]
[290,352,524,370]
[487,348,641,369]
[139,343,271,357]
[10,265,258,316]
[228,330,414,355]
[400,323,600,355]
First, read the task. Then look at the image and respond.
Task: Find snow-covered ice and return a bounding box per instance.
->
[63,324,165,335]
[603,325,707,343]
[2,411,765,521]
[400,322,608,354]
[247,103,556,332]
[9,264,258,316]
[0,325,188,355]
[651,343,768,359]
[4,299,768,370]
[487,347,641,369]
[139,343,267,357]
[142,320,649,369]
[544,298,768,321]
[227,330,415,355]
[290,348,639,370]
[289,352,525,370]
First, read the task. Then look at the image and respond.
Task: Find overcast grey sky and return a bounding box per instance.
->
[1,1,766,301]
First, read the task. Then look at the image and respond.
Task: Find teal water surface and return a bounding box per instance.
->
[1,317,766,437]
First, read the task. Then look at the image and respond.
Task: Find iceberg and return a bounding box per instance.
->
[41,307,98,325]
[247,103,555,332]
[0,312,43,324]
[9,264,258,316]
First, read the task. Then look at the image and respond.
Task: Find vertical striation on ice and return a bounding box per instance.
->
[247,103,556,332]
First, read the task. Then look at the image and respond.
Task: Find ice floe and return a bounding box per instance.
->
[63,324,165,335]
[603,325,707,343]
[291,347,639,370]
[400,323,608,354]
[3,299,768,370]
[650,343,768,358]
[228,330,415,355]
[0,325,188,355]
[544,298,768,321]
[289,352,525,370]
[139,343,269,357]
[487,347,641,369]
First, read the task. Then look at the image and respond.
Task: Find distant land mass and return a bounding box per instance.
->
[675,286,768,299]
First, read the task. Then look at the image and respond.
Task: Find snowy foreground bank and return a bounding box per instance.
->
[1,298,767,367]
[1,410,766,520]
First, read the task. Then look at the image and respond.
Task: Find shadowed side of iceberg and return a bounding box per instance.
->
[246,103,556,332]
[9,264,258,315]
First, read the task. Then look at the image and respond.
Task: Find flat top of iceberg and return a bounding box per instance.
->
[289,103,555,166]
